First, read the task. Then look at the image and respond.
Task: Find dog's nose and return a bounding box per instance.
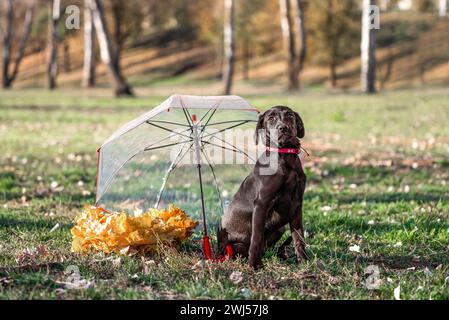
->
[277,125,289,133]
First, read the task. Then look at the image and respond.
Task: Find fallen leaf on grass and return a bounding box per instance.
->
[229,271,243,284]
[394,285,401,300]
[191,260,204,272]
[112,257,122,268]
[0,277,12,286]
[50,223,60,233]
[16,245,48,265]
[240,288,252,298]
[56,278,95,290]
[423,267,433,277]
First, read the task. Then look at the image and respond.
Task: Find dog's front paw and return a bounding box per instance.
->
[249,261,263,271]
[249,255,263,270]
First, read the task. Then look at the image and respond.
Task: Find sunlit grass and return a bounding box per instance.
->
[0,88,448,299]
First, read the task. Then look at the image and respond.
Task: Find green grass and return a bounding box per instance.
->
[0,87,448,299]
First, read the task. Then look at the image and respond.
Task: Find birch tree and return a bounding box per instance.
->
[439,0,447,17]
[82,0,96,87]
[47,0,61,89]
[279,0,306,90]
[89,0,133,96]
[294,0,306,76]
[222,0,236,95]
[2,0,35,88]
[361,0,377,93]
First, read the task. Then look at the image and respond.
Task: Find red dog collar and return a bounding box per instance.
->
[266,146,300,154]
[266,146,310,160]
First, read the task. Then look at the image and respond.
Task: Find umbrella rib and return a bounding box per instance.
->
[203,119,257,127]
[155,141,194,208]
[201,140,249,158]
[99,139,191,204]
[180,97,193,128]
[201,120,251,139]
[145,121,192,140]
[199,98,223,134]
[144,139,193,152]
[203,134,256,163]
[147,119,190,127]
[142,127,191,151]
[198,108,213,123]
[200,148,224,216]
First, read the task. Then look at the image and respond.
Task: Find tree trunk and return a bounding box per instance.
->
[89,0,133,96]
[9,2,34,84]
[439,0,447,17]
[330,60,337,88]
[279,0,305,90]
[279,0,298,90]
[47,0,61,90]
[110,0,123,71]
[2,0,34,88]
[82,0,96,87]
[380,0,390,11]
[222,0,236,95]
[361,0,377,93]
[2,0,14,88]
[294,0,306,73]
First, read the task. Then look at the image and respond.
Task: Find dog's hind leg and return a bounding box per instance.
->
[265,226,286,248]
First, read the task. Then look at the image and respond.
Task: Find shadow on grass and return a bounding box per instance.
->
[0,215,72,233]
[305,191,449,204]
[360,255,447,269]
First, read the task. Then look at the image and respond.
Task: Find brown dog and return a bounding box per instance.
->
[218,106,307,269]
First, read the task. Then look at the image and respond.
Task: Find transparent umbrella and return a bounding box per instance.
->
[95,94,260,259]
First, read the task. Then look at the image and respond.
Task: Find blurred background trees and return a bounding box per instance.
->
[1,0,449,95]
[2,0,35,88]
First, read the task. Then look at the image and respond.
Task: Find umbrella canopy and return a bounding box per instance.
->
[95,95,260,233]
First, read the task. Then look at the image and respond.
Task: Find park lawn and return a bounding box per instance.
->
[0,87,448,299]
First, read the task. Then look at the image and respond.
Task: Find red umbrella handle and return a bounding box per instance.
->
[203,234,212,259]
[202,235,233,262]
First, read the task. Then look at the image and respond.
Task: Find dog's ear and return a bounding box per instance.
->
[295,112,305,139]
[254,111,266,145]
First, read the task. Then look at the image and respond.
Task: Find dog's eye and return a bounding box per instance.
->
[268,116,275,122]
